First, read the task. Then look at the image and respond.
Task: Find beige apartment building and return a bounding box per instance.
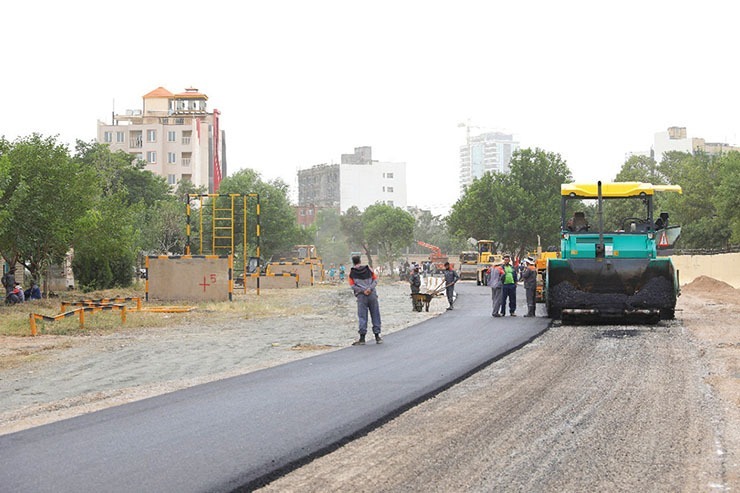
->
[96,87,225,192]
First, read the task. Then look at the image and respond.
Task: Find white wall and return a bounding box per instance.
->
[654,130,693,162]
[339,161,407,212]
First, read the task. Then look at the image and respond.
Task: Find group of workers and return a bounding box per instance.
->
[405,255,538,317]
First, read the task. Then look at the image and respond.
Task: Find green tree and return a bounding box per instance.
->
[363,204,415,273]
[0,134,97,284]
[73,140,175,283]
[74,140,170,206]
[340,206,373,266]
[658,151,728,249]
[410,208,463,256]
[314,208,350,266]
[597,154,667,231]
[447,148,571,257]
[710,151,740,245]
[72,194,140,291]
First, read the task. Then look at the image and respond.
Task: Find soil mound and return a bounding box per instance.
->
[682,275,740,309]
[682,275,736,294]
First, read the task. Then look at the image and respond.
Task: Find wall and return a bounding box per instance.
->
[672,252,740,288]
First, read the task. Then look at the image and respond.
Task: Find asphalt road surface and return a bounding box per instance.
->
[0,283,547,492]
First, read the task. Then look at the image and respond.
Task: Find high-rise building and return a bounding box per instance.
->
[459,132,519,191]
[96,87,225,192]
[297,146,407,214]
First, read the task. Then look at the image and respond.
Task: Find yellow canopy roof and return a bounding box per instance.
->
[561,182,682,198]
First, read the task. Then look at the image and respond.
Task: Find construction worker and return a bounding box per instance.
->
[500,254,518,316]
[488,262,505,317]
[348,255,383,345]
[443,262,460,310]
[521,257,537,317]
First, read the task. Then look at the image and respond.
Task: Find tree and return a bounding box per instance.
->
[710,151,740,245]
[72,194,140,291]
[314,208,350,266]
[75,140,170,206]
[340,206,373,266]
[601,154,666,231]
[410,207,464,256]
[0,134,97,284]
[658,151,729,249]
[362,204,415,273]
[447,148,571,257]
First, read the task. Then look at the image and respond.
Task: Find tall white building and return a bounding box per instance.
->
[298,146,407,213]
[459,131,519,191]
[97,86,225,192]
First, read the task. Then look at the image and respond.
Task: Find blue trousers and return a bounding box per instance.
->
[501,284,517,315]
[356,291,381,335]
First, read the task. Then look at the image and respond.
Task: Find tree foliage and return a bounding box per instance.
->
[0,134,97,283]
[72,194,140,291]
[340,206,372,265]
[447,148,571,257]
[313,208,349,266]
[362,203,415,272]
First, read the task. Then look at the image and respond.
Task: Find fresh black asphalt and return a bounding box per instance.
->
[0,282,549,492]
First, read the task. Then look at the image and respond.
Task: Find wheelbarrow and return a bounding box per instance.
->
[411,285,447,312]
[411,292,435,312]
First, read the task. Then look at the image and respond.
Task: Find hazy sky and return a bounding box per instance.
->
[3,1,738,215]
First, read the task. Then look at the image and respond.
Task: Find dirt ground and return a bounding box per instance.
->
[0,281,447,435]
[0,276,738,491]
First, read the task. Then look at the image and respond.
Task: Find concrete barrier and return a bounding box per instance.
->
[266,262,314,286]
[243,273,299,290]
[147,255,232,302]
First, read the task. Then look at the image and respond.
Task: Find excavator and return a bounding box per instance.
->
[546,182,682,323]
[416,241,452,272]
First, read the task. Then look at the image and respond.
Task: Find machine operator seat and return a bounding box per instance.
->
[569,211,589,232]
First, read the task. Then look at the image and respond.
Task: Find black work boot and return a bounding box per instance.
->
[375,334,383,344]
[352,334,366,346]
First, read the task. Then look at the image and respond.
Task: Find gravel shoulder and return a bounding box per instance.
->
[258,276,739,492]
[0,277,737,492]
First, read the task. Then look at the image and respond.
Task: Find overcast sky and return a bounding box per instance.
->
[3,1,738,215]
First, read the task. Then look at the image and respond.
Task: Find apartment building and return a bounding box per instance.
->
[96,86,225,192]
[297,146,407,215]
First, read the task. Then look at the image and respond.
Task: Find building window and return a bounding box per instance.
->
[386,172,394,179]
[147,151,157,163]
[168,152,176,164]
[167,174,177,185]
[168,131,176,142]
[387,200,394,207]
[387,186,394,193]
[116,132,125,143]
[104,131,112,143]
[147,129,157,142]
[182,157,191,167]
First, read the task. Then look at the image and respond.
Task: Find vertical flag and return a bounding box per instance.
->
[213,109,222,191]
